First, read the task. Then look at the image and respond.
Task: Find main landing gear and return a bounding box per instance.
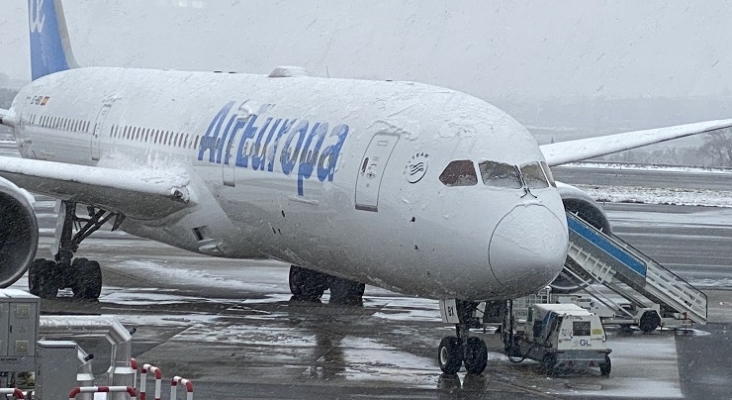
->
[438,300,488,375]
[29,201,122,300]
[289,265,365,306]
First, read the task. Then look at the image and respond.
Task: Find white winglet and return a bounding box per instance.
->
[540,119,732,166]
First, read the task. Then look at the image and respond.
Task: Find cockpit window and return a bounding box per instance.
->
[540,161,557,187]
[520,162,550,189]
[439,160,478,186]
[478,161,522,189]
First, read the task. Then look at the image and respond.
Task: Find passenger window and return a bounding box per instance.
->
[479,161,522,189]
[439,160,478,186]
[520,162,550,189]
[573,321,591,336]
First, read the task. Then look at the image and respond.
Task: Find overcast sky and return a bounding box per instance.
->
[1,1,732,101]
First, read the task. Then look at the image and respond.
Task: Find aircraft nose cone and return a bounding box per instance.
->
[489,205,568,291]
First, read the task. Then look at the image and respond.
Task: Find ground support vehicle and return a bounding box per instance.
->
[502,303,612,376]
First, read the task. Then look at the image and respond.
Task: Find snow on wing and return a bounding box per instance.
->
[540,119,732,166]
[0,156,193,220]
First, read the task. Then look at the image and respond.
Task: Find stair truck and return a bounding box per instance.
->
[502,303,612,376]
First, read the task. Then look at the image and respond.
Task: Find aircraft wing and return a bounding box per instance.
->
[0,156,193,220]
[540,119,732,166]
[0,108,15,128]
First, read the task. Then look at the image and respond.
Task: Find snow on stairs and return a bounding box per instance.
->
[565,212,707,325]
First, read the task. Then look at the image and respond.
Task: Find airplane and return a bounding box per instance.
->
[1,0,731,376]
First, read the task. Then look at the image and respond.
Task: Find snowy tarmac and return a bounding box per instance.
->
[3,142,732,398]
[6,199,732,399]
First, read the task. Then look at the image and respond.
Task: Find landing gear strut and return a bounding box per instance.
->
[288,265,365,306]
[438,300,488,375]
[28,201,122,300]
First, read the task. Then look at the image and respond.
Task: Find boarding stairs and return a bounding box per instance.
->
[564,212,707,326]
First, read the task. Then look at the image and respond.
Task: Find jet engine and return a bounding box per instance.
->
[0,177,38,288]
[551,182,611,293]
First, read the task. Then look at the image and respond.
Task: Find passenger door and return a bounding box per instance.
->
[91,102,113,161]
[355,133,399,212]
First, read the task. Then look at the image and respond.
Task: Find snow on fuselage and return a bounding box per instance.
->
[12,67,568,300]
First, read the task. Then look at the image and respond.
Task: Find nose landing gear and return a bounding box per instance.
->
[437,300,488,375]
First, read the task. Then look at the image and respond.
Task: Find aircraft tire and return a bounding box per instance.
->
[464,337,487,374]
[328,277,365,306]
[29,259,60,299]
[28,258,46,296]
[438,336,463,374]
[289,266,328,301]
[71,258,102,299]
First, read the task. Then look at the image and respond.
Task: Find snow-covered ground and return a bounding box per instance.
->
[563,162,732,174]
[579,185,732,208]
[559,162,732,207]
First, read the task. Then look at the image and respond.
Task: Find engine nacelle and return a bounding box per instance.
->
[0,177,38,288]
[556,182,611,233]
[551,182,611,293]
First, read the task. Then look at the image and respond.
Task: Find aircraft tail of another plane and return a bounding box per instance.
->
[28,0,79,81]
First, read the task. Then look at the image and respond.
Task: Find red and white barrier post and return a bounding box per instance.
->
[0,388,24,399]
[139,364,163,400]
[169,376,194,400]
[130,358,138,391]
[68,386,136,400]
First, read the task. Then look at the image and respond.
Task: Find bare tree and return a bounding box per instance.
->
[699,129,732,167]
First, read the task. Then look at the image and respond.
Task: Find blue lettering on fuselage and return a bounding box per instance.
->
[199,102,350,196]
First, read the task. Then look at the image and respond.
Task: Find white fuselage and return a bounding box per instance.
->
[12,67,569,301]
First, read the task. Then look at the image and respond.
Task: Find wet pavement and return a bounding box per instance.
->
[8,199,732,400]
[3,142,732,398]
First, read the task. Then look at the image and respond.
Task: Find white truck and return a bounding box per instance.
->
[502,303,612,376]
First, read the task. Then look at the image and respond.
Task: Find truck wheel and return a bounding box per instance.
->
[438,336,463,374]
[464,337,487,374]
[542,353,557,376]
[639,310,661,333]
[600,355,611,376]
